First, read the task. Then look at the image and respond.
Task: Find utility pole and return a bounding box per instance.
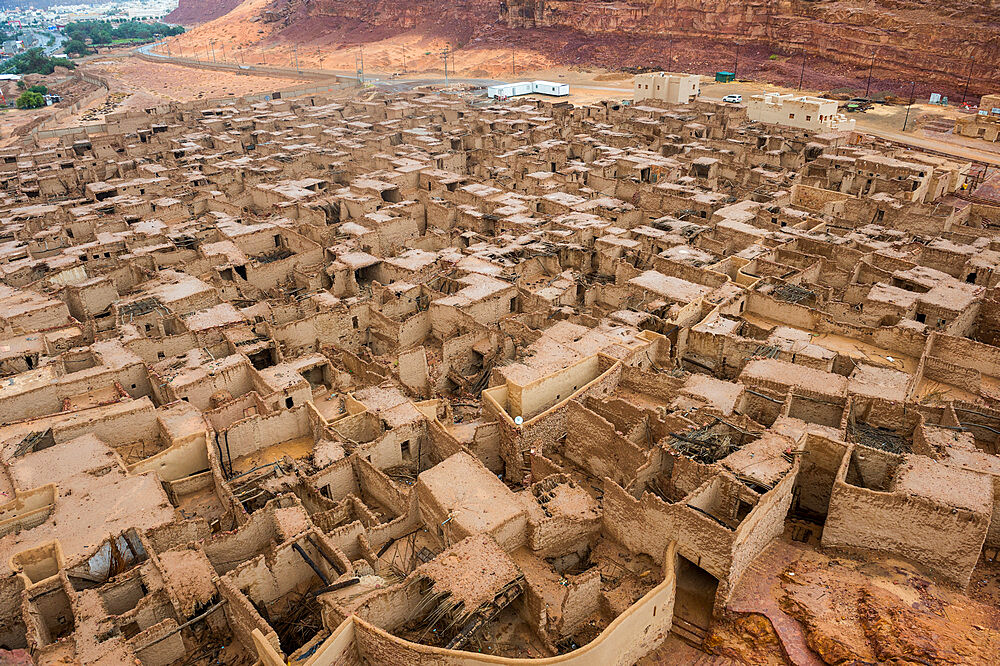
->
[294,45,299,73]
[902,80,916,131]
[865,49,876,98]
[961,56,975,104]
[798,53,805,90]
[512,49,515,77]
[210,41,215,63]
[443,46,449,86]
[734,43,740,78]
[667,38,673,69]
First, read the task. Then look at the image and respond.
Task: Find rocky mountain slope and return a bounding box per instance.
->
[186,0,1000,97]
[165,0,244,25]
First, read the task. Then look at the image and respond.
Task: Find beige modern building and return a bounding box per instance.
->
[747,92,855,132]
[634,72,701,104]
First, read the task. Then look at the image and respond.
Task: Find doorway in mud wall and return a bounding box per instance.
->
[672,554,718,646]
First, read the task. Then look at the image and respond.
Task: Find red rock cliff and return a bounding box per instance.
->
[260,0,1000,95]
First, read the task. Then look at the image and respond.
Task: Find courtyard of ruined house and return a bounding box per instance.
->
[0,70,998,666]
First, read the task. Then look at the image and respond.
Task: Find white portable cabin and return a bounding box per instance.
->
[487,82,533,99]
[531,80,570,96]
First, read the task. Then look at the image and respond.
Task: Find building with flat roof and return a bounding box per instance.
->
[634,72,701,105]
[748,92,855,132]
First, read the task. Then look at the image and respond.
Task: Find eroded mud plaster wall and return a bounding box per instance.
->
[563,401,648,486]
[823,457,991,588]
[729,462,797,587]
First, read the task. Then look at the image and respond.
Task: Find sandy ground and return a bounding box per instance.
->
[0,74,103,145]
[0,107,53,145]
[45,55,315,129]
[81,56,311,103]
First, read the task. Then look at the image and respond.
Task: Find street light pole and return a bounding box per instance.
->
[798,53,805,90]
[734,43,740,78]
[210,41,215,63]
[902,80,916,131]
[961,56,975,104]
[865,50,876,98]
[294,45,299,73]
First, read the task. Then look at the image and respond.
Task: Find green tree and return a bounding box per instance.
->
[2,48,75,75]
[28,84,47,95]
[15,91,45,109]
[64,39,91,57]
[64,20,183,45]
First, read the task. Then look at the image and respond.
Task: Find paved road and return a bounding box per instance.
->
[24,29,67,56]
[856,126,1000,167]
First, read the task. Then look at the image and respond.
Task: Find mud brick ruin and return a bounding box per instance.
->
[0,86,998,665]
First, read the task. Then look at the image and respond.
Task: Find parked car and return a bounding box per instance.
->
[722,94,743,103]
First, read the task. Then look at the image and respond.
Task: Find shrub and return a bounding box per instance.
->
[28,84,47,95]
